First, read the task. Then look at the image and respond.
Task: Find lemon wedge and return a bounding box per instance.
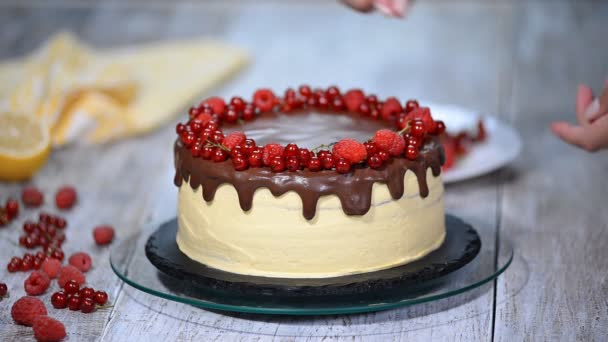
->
[0,113,51,181]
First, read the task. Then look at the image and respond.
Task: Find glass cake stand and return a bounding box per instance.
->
[110,219,513,316]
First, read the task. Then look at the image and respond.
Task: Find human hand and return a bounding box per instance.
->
[341,0,413,17]
[551,81,608,152]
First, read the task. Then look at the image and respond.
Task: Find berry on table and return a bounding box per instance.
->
[229,96,246,111]
[67,293,82,311]
[79,287,95,300]
[22,186,44,207]
[435,120,446,135]
[51,292,68,309]
[32,315,67,342]
[7,257,22,273]
[5,198,19,219]
[11,296,47,326]
[80,297,96,313]
[68,252,92,272]
[0,282,7,297]
[299,85,312,98]
[93,225,115,246]
[94,291,108,306]
[332,139,368,165]
[24,271,51,296]
[57,265,86,288]
[63,280,80,295]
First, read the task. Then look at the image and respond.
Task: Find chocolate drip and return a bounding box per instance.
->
[174,138,444,220]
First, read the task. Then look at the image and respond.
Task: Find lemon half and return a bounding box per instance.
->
[0,113,51,181]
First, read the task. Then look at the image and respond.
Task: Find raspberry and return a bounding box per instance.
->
[200,96,226,115]
[11,296,47,326]
[253,88,276,112]
[55,186,77,210]
[407,107,435,132]
[262,143,284,166]
[93,225,115,245]
[57,265,86,288]
[381,97,403,122]
[68,252,92,272]
[223,132,246,150]
[343,89,365,112]
[41,258,61,279]
[32,316,67,342]
[24,271,51,296]
[332,139,368,164]
[194,112,213,126]
[22,186,44,207]
[373,129,406,156]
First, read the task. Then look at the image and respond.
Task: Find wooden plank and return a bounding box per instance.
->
[494,2,608,341]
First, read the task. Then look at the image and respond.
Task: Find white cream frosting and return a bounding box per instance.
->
[176,168,446,278]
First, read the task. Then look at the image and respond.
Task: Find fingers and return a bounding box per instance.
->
[576,84,594,125]
[551,115,608,152]
[374,0,411,17]
[584,86,608,122]
[341,0,375,12]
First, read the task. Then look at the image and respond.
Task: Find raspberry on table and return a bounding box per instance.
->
[11,296,47,326]
[262,143,284,166]
[373,129,406,156]
[57,265,86,288]
[68,252,92,272]
[41,258,62,279]
[22,186,44,207]
[223,132,246,150]
[93,225,115,246]
[32,315,67,342]
[24,271,51,296]
[55,186,77,210]
[332,139,368,165]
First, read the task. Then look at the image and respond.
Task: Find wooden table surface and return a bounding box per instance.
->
[1,1,607,341]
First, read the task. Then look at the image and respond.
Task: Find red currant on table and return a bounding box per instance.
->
[0,282,7,297]
[80,287,95,300]
[64,280,80,294]
[7,257,21,273]
[358,103,371,116]
[5,198,19,219]
[80,297,96,313]
[51,291,68,309]
[67,293,82,311]
[94,291,108,305]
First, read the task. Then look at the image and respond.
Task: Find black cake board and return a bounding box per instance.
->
[145,214,481,298]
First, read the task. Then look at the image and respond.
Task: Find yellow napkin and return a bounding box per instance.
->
[0,32,248,146]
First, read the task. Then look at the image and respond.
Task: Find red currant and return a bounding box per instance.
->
[270,156,286,172]
[51,249,64,261]
[230,97,246,111]
[80,297,96,313]
[317,95,330,109]
[5,198,18,219]
[80,287,95,300]
[67,293,82,311]
[232,156,249,171]
[175,123,186,135]
[248,148,264,167]
[321,155,334,170]
[181,131,196,147]
[405,100,419,113]
[188,120,203,134]
[406,145,419,160]
[307,157,322,171]
[20,258,33,271]
[435,120,446,135]
[411,120,426,138]
[396,114,409,130]
[316,150,330,160]
[212,149,228,162]
[191,141,203,157]
[299,85,312,98]
[335,158,351,174]
[64,280,80,294]
[377,150,390,162]
[326,86,341,99]
[242,105,256,121]
[358,103,371,116]
[230,145,244,158]
[240,139,257,155]
[364,141,378,156]
[211,130,225,144]
[407,137,421,148]
[225,107,239,123]
[0,283,7,297]
[366,95,378,106]
[94,291,109,305]
[298,148,312,167]
[201,146,215,160]
[368,154,383,169]
[332,97,345,110]
[283,144,299,158]
[286,156,300,172]
[370,108,380,119]
[51,291,68,309]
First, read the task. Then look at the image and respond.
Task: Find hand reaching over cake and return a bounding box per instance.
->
[341,0,413,17]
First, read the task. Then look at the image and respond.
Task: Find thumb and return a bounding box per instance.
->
[550,121,587,149]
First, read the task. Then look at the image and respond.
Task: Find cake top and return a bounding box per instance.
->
[174,86,446,219]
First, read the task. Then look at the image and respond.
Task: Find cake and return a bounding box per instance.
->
[173,87,446,279]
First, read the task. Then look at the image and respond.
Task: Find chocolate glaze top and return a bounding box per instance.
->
[174,111,444,220]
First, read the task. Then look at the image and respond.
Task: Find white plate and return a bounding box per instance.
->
[428,103,522,184]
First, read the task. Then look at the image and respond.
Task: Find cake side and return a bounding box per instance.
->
[176,168,445,278]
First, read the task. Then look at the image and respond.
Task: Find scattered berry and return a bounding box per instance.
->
[11,296,47,326]
[332,139,367,165]
[57,265,86,288]
[32,315,67,342]
[22,186,44,207]
[262,143,284,166]
[0,282,7,297]
[80,297,96,314]
[68,252,92,272]
[93,225,115,246]
[94,291,108,306]
[25,271,51,296]
[223,131,246,150]
[55,186,77,210]
[51,292,67,309]
[6,198,19,219]
[67,294,81,311]
[373,129,406,156]
[79,287,95,300]
[63,280,80,295]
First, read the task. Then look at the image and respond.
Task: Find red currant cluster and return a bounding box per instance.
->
[0,198,19,226]
[7,249,63,273]
[176,87,447,174]
[18,212,67,250]
[51,280,109,313]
